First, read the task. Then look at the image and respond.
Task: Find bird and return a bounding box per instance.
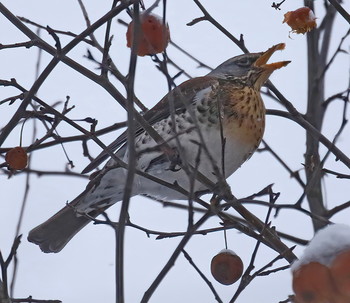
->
[28,43,290,253]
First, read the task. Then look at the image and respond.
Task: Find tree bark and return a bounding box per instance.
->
[304,1,336,231]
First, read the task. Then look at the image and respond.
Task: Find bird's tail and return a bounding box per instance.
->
[27,194,108,253]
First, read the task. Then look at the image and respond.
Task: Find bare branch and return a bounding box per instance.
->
[191,0,248,53]
[11,298,61,303]
[0,236,22,300]
[327,0,350,24]
[141,212,211,302]
[327,200,350,218]
[182,249,223,303]
[0,40,35,50]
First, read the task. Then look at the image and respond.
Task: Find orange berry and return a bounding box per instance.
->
[283,7,317,34]
[5,146,28,170]
[292,262,338,303]
[210,250,243,285]
[126,13,170,56]
[330,250,350,299]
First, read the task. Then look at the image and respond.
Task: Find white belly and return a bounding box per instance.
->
[127,113,254,200]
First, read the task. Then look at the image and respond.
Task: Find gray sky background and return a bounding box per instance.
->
[1,1,350,302]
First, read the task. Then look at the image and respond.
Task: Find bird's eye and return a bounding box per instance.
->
[236,57,251,67]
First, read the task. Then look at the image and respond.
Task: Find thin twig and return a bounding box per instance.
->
[182,249,223,303]
[327,200,350,218]
[0,41,35,50]
[191,0,248,53]
[115,3,139,301]
[11,298,61,303]
[0,236,22,300]
[259,140,306,188]
[327,0,350,24]
[323,168,350,179]
[141,212,211,302]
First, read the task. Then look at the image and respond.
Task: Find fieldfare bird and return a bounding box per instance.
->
[28,43,290,253]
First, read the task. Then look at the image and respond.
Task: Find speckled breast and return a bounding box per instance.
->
[222,85,266,151]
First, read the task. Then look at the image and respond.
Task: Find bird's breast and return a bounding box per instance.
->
[222,86,266,150]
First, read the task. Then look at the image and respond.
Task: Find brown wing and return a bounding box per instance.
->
[82,76,219,173]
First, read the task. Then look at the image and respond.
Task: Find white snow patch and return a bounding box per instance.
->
[218,248,237,256]
[292,224,350,271]
[308,9,316,21]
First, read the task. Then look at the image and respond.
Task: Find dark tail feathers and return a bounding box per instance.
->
[27,204,92,253]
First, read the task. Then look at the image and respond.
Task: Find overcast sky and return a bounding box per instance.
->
[1,1,350,302]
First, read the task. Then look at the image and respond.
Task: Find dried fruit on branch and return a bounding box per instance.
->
[126,13,170,56]
[283,7,317,34]
[291,225,350,302]
[330,250,350,299]
[292,262,338,303]
[6,146,28,170]
[210,249,243,285]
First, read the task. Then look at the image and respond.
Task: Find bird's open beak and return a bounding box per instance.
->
[254,43,291,70]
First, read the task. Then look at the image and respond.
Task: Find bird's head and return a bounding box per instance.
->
[208,43,290,89]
